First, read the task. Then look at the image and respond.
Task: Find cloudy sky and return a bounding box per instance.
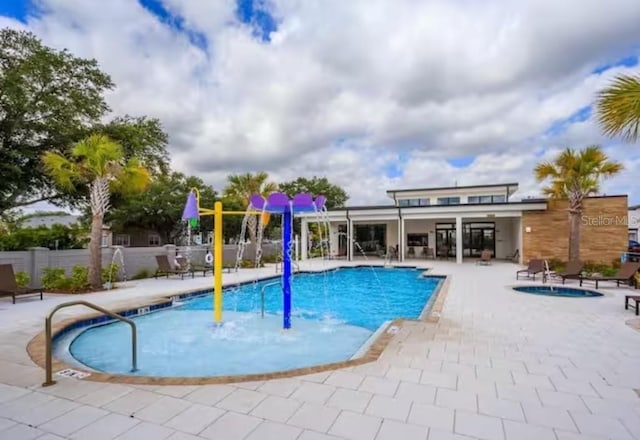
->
[2,0,639,206]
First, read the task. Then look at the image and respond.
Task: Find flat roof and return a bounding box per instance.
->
[386,182,519,194]
[325,199,547,211]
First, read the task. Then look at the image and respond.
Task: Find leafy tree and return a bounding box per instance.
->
[534,146,623,262]
[43,135,150,288]
[278,176,348,209]
[0,223,88,251]
[597,74,640,143]
[94,115,170,176]
[0,28,114,213]
[107,172,217,244]
[223,172,278,243]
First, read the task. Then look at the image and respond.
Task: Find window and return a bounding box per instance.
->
[437,197,460,205]
[468,195,507,204]
[631,231,638,242]
[114,234,130,247]
[492,194,506,203]
[399,198,431,207]
[101,234,110,248]
[407,233,429,247]
[148,233,161,247]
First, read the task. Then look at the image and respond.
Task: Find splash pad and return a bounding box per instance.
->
[182,190,326,329]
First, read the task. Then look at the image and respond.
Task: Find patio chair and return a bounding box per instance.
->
[553,260,584,284]
[476,249,492,265]
[423,247,435,259]
[625,293,640,315]
[516,259,544,280]
[506,249,519,262]
[407,247,415,258]
[579,262,640,289]
[155,255,192,279]
[0,264,43,304]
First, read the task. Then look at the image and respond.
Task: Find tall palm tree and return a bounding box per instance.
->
[597,74,640,142]
[223,172,278,243]
[534,146,623,262]
[43,135,150,288]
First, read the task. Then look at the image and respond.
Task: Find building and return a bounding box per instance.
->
[298,183,628,264]
[629,205,639,242]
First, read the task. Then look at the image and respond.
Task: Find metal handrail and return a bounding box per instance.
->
[260,281,281,318]
[42,300,137,387]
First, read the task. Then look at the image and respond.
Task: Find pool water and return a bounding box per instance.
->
[513,286,603,297]
[58,267,442,377]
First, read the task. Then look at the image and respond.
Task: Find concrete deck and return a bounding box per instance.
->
[1,260,639,440]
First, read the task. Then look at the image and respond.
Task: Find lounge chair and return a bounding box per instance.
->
[516,259,544,280]
[155,255,192,279]
[625,294,640,315]
[0,264,43,304]
[579,262,640,289]
[506,249,519,263]
[476,249,492,265]
[554,260,584,284]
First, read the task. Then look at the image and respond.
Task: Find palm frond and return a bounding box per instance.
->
[534,145,623,207]
[597,74,640,142]
[42,152,80,190]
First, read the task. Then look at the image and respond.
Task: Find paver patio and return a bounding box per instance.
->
[1,260,639,440]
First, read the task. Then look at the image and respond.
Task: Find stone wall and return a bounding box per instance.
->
[522,195,628,264]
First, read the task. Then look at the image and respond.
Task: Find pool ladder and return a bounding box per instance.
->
[260,281,281,318]
[42,300,138,387]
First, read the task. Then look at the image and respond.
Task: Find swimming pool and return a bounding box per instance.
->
[54,267,442,378]
[513,285,603,297]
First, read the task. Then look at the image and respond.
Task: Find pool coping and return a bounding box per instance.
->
[27,265,450,386]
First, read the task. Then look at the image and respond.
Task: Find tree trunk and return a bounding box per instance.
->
[89,213,103,288]
[568,209,581,262]
[247,215,258,244]
[88,177,110,289]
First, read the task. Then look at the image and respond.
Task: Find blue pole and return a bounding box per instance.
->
[282,209,292,329]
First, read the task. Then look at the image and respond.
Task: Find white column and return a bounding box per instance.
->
[348,219,354,261]
[400,218,405,262]
[456,216,463,264]
[397,217,402,261]
[300,219,308,260]
[517,216,523,264]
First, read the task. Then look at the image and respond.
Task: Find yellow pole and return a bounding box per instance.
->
[214,201,223,324]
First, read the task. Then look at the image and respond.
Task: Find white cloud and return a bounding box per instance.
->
[4,0,640,206]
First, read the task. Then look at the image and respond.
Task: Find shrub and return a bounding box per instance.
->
[132,268,152,280]
[261,254,280,264]
[69,265,90,292]
[41,267,68,290]
[546,258,565,272]
[15,271,30,288]
[101,263,120,284]
[238,259,263,268]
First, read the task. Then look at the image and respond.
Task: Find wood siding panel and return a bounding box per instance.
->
[522,196,628,264]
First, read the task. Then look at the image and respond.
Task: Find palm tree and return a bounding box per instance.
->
[43,135,150,288]
[534,146,623,262]
[223,172,278,243]
[597,74,640,142]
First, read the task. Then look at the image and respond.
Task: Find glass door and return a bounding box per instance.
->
[436,224,456,258]
[465,223,495,257]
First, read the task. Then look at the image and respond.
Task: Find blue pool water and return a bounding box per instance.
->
[513,286,603,297]
[59,267,442,377]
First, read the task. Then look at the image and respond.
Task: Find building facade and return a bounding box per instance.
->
[629,205,639,242]
[298,183,628,265]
